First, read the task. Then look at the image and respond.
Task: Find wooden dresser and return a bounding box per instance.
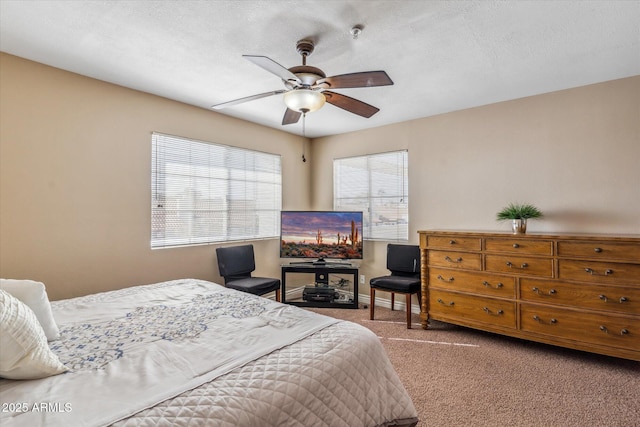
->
[418,230,640,361]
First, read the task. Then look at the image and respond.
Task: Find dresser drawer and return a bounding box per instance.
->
[485,255,553,277]
[428,250,482,270]
[429,268,515,297]
[429,289,516,328]
[427,235,481,251]
[558,241,640,262]
[558,260,640,285]
[485,238,553,255]
[520,278,640,315]
[521,303,640,351]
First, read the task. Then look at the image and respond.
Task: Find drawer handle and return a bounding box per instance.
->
[437,298,455,306]
[482,281,504,289]
[445,256,463,263]
[437,275,454,283]
[600,326,630,336]
[482,307,504,316]
[532,287,557,296]
[599,295,628,304]
[585,268,613,276]
[506,261,528,269]
[594,247,602,253]
[512,243,520,248]
[533,315,557,324]
[449,240,456,245]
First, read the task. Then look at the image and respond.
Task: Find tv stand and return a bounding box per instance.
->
[281,263,358,309]
[315,260,353,267]
[289,259,353,267]
[289,259,325,266]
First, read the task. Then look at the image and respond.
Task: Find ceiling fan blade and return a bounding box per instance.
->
[316,71,393,89]
[211,90,285,109]
[282,108,302,125]
[323,91,380,118]
[243,55,301,84]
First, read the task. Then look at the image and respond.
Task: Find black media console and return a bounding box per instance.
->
[281,263,359,309]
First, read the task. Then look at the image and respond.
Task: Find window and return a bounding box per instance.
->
[334,150,408,241]
[151,133,282,248]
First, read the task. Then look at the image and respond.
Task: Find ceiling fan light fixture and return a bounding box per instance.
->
[283,89,326,113]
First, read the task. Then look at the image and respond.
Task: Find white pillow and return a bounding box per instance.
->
[0,279,60,341]
[0,289,68,380]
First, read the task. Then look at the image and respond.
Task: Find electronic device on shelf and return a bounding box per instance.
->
[302,286,339,302]
[280,211,364,265]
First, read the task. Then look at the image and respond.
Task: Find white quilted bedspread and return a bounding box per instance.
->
[114,320,417,427]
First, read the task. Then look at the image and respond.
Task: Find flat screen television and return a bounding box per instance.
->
[280,211,364,264]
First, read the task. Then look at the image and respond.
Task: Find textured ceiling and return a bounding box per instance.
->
[1,0,638,138]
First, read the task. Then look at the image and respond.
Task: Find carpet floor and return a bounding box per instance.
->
[307,305,640,427]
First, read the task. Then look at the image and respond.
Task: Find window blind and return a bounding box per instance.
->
[151,133,282,248]
[334,150,408,241]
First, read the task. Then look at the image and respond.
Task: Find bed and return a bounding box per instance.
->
[0,278,418,426]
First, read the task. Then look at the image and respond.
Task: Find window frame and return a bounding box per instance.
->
[151,132,282,249]
[333,150,409,242]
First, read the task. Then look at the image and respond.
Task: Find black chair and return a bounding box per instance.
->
[216,244,281,301]
[369,244,421,329]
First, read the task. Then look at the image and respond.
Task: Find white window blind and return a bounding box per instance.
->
[151,133,282,248]
[334,150,408,241]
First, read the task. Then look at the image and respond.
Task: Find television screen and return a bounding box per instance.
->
[280,211,364,262]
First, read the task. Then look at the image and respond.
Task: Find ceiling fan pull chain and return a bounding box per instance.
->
[302,112,306,137]
[301,113,307,162]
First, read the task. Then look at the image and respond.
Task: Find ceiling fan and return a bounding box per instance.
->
[211,39,393,125]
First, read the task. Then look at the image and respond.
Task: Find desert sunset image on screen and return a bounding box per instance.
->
[280,211,364,260]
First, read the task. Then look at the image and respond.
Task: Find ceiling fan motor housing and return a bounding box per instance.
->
[285,65,326,88]
[283,40,326,88]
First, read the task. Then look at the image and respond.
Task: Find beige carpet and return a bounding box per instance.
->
[307,305,640,427]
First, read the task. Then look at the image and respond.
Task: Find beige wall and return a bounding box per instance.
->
[2,52,639,303]
[311,76,640,294]
[0,53,311,300]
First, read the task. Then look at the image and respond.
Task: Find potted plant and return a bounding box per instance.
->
[496,203,543,234]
